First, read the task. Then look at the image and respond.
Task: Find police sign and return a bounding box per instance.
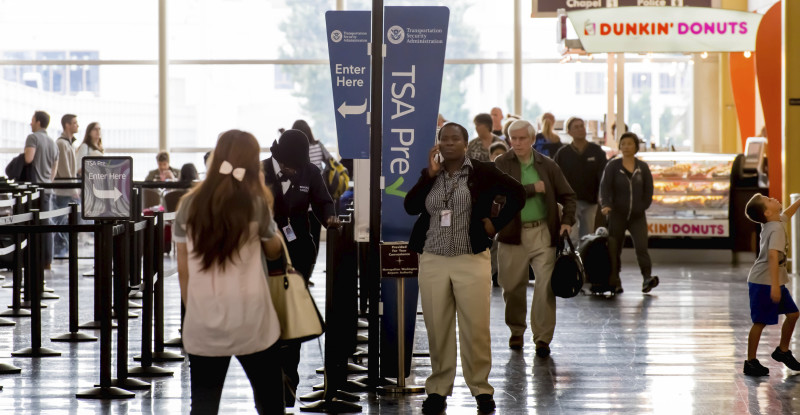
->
[81,157,133,220]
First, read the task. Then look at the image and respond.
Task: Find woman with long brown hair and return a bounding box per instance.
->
[76,122,104,176]
[174,129,285,414]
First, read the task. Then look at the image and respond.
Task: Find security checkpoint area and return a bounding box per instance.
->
[0,0,799,414]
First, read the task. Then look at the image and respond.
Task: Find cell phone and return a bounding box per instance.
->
[434,152,444,164]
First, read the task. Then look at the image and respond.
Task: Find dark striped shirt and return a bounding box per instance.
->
[423,158,473,256]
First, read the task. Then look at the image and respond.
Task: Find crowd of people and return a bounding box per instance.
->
[11,107,800,415]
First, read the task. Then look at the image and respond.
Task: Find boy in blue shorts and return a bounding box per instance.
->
[743,194,800,376]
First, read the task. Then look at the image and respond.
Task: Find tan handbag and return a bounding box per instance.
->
[265,235,325,343]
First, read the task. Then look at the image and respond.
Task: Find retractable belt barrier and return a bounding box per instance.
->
[0,193,179,399]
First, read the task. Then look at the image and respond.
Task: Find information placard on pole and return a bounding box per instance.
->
[326,11,372,159]
[81,157,134,220]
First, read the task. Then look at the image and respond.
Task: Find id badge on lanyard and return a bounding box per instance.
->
[283,224,297,242]
[440,210,452,227]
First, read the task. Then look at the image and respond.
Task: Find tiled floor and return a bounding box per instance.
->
[0,244,799,414]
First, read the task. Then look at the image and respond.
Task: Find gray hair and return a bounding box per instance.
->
[507,119,536,139]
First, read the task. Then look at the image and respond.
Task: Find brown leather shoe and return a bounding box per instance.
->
[508,335,523,350]
[535,341,550,357]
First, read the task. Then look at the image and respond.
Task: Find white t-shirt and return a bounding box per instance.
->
[748,214,789,286]
[173,193,281,356]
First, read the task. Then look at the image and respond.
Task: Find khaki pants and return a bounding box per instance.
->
[418,251,493,397]
[498,226,556,344]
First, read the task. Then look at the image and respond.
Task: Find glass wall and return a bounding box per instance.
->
[0,0,699,180]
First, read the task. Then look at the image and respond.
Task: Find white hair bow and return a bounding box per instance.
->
[219,160,245,181]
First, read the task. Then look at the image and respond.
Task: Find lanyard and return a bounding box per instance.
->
[442,170,464,209]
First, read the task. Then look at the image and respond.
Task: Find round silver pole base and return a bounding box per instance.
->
[377,384,425,394]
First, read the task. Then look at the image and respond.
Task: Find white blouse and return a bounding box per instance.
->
[174,195,280,356]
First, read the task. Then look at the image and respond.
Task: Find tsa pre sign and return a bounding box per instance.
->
[381,6,449,242]
[326,11,371,159]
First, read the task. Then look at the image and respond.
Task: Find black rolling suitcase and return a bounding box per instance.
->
[577,231,613,293]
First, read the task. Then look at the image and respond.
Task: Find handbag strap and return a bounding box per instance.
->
[560,230,576,254]
[277,233,296,271]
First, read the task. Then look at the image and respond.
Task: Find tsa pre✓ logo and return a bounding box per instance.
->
[331,30,343,43]
[387,25,404,44]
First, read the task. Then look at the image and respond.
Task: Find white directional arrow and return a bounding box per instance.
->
[337,99,367,118]
[92,185,123,202]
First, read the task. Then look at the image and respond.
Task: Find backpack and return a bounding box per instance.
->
[319,145,350,200]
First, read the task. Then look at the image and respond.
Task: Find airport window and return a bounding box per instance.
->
[574,72,605,95]
[659,72,677,95]
[631,72,652,94]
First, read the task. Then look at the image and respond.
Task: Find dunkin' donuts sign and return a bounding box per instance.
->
[647,219,729,237]
[569,7,763,53]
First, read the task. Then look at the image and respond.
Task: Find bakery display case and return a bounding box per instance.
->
[638,152,736,239]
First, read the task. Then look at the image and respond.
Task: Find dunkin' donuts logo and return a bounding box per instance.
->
[585,19,750,37]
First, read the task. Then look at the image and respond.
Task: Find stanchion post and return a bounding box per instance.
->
[80,223,116,330]
[21,192,33,306]
[154,211,164,351]
[52,204,96,342]
[130,188,143,295]
[106,222,149,390]
[100,223,113,386]
[299,221,364,411]
[130,216,173,376]
[2,193,30,317]
[11,209,60,357]
[150,211,183,362]
[76,222,135,399]
[377,276,423,394]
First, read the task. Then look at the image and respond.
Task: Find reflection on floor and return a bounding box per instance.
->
[0,243,799,414]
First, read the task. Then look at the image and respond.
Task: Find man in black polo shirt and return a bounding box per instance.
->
[554,117,607,244]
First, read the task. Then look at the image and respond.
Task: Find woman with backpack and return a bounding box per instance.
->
[174,129,286,414]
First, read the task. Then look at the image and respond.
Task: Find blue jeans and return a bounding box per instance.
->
[569,200,598,245]
[52,195,77,258]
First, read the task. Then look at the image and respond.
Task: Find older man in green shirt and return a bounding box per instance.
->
[495,119,576,358]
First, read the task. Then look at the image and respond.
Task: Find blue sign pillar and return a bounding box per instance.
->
[381,6,450,243]
[326,11,371,160]
[378,6,450,381]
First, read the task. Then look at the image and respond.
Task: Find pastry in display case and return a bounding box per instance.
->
[637,152,735,238]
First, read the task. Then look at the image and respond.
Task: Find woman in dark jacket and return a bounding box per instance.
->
[599,132,658,294]
[262,129,338,408]
[404,122,525,414]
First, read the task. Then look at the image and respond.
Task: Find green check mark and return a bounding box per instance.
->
[385,177,407,198]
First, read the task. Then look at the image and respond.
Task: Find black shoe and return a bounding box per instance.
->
[642,276,659,293]
[476,394,496,413]
[422,393,447,415]
[771,347,800,370]
[535,341,550,358]
[743,358,769,376]
[613,286,624,294]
